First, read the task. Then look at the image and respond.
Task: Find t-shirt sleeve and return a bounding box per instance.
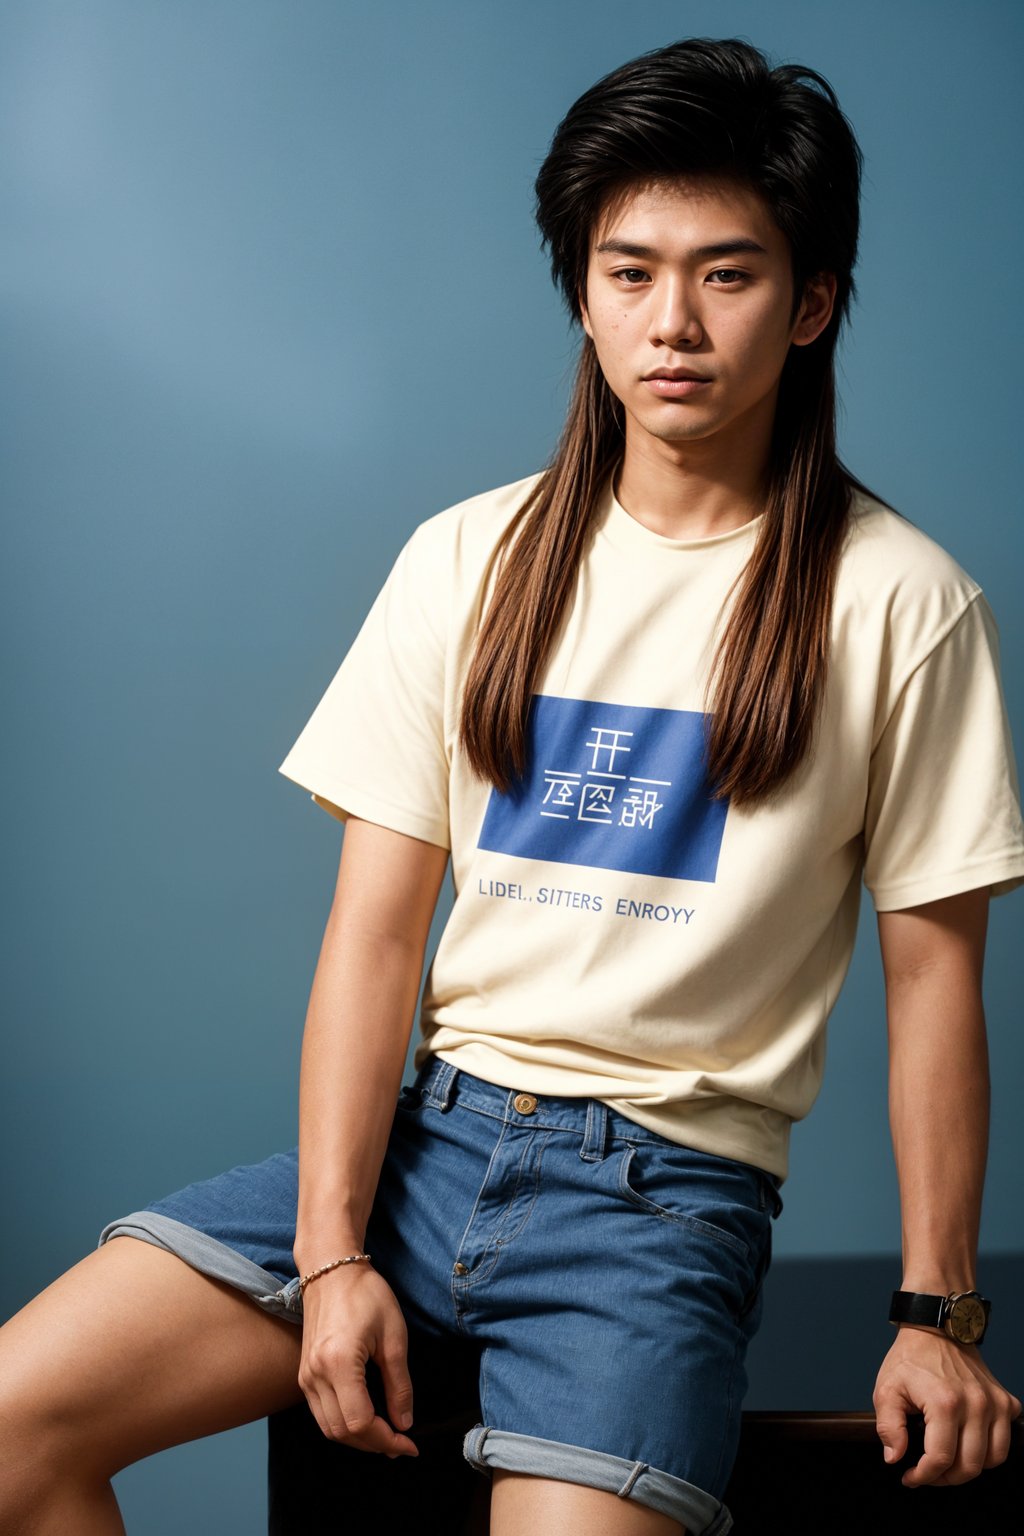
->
[277,523,451,849]
[863,592,1024,910]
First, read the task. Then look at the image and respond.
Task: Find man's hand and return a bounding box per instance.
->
[297,1263,419,1459]
[873,1325,1022,1486]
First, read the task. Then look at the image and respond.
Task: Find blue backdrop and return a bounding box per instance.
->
[2,1,1022,1529]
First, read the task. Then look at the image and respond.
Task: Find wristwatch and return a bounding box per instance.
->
[889,1288,991,1345]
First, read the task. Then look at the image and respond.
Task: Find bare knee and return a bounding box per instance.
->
[0,1385,101,1532]
[0,1238,301,1502]
[0,1406,121,1536]
[0,1301,113,1518]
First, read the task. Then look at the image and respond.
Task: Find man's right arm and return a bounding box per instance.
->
[293,815,449,1456]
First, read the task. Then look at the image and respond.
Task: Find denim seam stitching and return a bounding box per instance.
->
[709,1324,742,1495]
[450,1120,511,1328]
[618,1146,751,1259]
[489,1130,554,1254]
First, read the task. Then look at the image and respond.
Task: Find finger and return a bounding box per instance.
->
[874,1395,908,1466]
[902,1405,959,1487]
[335,1370,418,1458]
[944,1403,990,1485]
[985,1410,1011,1471]
[303,1381,347,1443]
[308,1381,416,1458]
[358,1413,419,1458]
[379,1344,415,1434]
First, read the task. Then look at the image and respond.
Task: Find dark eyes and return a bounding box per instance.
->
[612,267,746,286]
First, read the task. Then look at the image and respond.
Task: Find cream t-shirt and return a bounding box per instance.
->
[278,474,1024,1179]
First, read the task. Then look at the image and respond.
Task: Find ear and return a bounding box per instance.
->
[791,272,837,348]
[578,286,594,340]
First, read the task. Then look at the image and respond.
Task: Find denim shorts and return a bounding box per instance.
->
[99,1055,783,1534]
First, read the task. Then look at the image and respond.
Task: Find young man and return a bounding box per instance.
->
[1,36,1022,1536]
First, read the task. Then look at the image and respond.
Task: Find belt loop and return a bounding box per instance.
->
[580,1099,609,1162]
[426,1060,458,1111]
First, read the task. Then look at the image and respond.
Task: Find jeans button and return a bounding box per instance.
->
[513,1093,537,1114]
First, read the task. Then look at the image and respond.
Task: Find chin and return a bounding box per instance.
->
[641,418,719,446]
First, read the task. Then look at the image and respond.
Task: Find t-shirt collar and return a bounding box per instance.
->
[595,469,764,555]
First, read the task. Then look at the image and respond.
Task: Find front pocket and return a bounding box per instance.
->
[616,1142,761,1261]
[393,1083,423,1116]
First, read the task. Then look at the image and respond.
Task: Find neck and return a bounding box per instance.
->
[615,402,775,541]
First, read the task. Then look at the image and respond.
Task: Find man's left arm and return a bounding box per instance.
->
[875,886,1022,1486]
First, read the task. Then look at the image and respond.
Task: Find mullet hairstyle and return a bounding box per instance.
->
[458,37,875,806]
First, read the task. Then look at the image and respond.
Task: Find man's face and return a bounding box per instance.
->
[579,176,834,461]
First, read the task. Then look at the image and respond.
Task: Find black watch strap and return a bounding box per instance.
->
[889,1290,947,1329]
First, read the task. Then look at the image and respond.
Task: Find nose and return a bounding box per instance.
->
[648,278,703,350]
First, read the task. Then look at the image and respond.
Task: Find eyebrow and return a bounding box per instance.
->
[594,237,769,261]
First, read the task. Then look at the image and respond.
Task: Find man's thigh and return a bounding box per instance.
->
[490,1469,686,1536]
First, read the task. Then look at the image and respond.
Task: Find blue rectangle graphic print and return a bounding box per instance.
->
[476,694,728,883]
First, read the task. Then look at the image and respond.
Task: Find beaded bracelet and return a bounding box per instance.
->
[298,1252,372,1294]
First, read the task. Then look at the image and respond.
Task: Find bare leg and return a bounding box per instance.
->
[490,1471,687,1536]
[0,1237,304,1535]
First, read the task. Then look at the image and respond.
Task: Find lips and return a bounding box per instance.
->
[643,368,712,382]
[641,370,712,399]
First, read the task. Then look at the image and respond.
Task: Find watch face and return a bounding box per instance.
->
[947,1294,987,1344]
